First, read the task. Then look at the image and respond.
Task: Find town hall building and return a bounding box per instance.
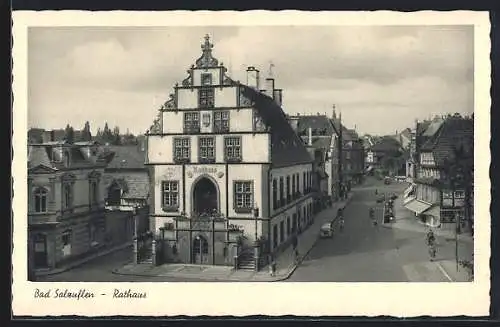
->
[146,35,313,270]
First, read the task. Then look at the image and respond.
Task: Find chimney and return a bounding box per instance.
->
[246,66,260,90]
[273,89,283,107]
[265,78,275,98]
[308,127,312,146]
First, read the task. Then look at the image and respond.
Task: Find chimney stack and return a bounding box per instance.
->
[265,78,275,98]
[273,89,283,107]
[246,66,260,90]
[308,127,312,146]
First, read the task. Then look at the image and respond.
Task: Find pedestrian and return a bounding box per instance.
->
[294,248,300,264]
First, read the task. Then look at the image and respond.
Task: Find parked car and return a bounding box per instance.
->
[384,177,392,185]
[319,222,334,238]
[390,193,398,200]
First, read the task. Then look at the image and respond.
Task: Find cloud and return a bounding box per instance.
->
[28,25,474,135]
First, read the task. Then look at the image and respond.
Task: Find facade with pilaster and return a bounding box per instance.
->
[146,35,313,270]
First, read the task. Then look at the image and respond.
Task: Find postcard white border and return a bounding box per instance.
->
[12,10,491,317]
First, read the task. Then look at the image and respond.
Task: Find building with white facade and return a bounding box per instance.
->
[146,35,313,270]
[27,140,107,276]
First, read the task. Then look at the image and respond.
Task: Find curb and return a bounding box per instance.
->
[111,195,356,282]
[37,243,133,277]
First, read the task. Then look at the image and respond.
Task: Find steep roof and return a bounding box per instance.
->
[28,144,106,171]
[422,118,444,137]
[371,136,402,152]
[103,173,149,200]
[420,116,473,166]
[102,145,147,170]
[295,115,337,137]
[240,85,313,168]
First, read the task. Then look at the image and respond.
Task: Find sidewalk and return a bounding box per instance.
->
[112,193,354,282]
[35,242,132,277]
[381,196,473,245]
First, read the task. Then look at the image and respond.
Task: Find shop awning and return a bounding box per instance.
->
[404,184,415,198]
[404,199,432,215]
[422,205,440,217]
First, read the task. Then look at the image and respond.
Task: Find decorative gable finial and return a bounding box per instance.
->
[195,34,219,68]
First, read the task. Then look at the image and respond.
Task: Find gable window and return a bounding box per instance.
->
[272,179,278,210]
[63,183,73,210]
[201,73,212,86]
[33,187,48,213]
[214,111,230,133]
[89,180,99,205]
[199,87,214,108]
[162,181,179,211]
[184,112,200,133]
[234,181,253,213]
[173,138,191,163]
[224,137,242,162]
[198,137,215,163]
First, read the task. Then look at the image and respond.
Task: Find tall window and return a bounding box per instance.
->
[272,179,278,210]
[279,177,284,207]
[273,224,278,248]
[33,187,48,213]
[286,176,291,203]
[63,183,73,210]
[280,221,285,243]
[173,138,191,163]
[303,172,306,193]
[214,111,230,133]
[89,180,98,205]
[234,181,253,213]
[292,175,296,199]
[184,112,200,133]
[199,88,214,108]
[224,137,242,162]
[161,181,179,211]
[198,137,215,163]
[286,217,291,236]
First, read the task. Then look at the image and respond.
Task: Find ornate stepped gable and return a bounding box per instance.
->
[147,35,253,133]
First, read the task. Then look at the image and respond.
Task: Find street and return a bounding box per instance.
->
[287,177,470,282]
[37,177,472,283]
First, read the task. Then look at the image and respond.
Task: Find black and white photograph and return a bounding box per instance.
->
[12,10,490,317]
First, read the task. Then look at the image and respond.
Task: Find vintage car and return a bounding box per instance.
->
[384,177,392,185]
[319,222,334,238]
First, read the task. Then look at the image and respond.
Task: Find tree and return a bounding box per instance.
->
[64,124,74,143]
[81,121,92,141]
[112,126,121,145]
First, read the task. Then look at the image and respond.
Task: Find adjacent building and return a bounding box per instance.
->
[27,140,107,276]
[287,112,340,210]
[403,114,473,232]
[146,35,314,270]
[101,144,151,262]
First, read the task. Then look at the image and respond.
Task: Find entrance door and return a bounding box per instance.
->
[33,234,48,268]
[192,235,209,264]
[193,177,218,215]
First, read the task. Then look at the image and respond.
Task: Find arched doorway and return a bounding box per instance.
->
[192,177,219,215]
[192,234,209,264]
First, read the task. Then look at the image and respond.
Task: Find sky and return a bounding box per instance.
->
[28,25,474,136]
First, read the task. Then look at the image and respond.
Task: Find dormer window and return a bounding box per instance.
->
[201,73,212,86]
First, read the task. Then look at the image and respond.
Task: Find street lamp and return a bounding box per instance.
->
[253,204,259,241]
